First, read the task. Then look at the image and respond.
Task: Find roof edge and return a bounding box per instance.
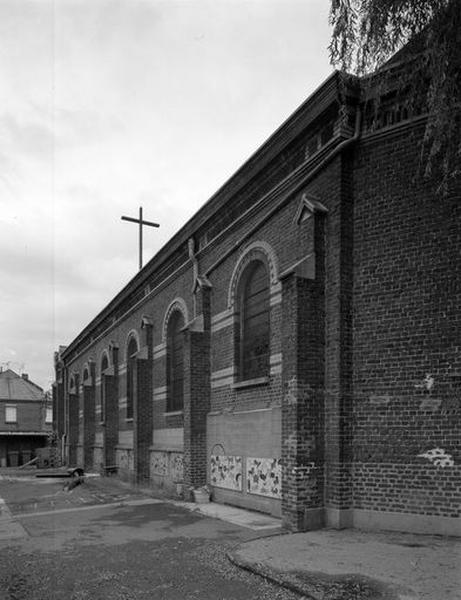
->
[62,70,348,361]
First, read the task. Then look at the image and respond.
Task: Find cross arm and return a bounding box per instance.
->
[121,216,160,227]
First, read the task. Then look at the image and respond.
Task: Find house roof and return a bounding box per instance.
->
[0,369,44,402]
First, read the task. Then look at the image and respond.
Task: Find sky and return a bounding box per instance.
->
[0,0,332,390]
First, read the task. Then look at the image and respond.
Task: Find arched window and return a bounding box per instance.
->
[238,261,270,381]
[100,354,109,422]
[83,368,89,383]
[126,337,138,419]
[167,311,184,412]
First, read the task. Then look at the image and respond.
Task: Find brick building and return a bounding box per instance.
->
[54,67,460,536]
[0,368,52,467]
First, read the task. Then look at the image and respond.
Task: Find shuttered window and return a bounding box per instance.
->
[240,261,270,380]
[167,311,184,412]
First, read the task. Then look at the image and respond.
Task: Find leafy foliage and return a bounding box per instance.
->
[329,0,461,192]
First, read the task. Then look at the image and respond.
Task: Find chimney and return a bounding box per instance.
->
[21,373,29,380]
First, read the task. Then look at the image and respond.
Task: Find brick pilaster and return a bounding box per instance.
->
[183,283,211,495]
[83,365,96,471]
[56,378,65,438]
[281,211,326,531]
[104,344,119,470]
[52,384,57,434]
[324,155,354,527]
[133,318,153,484]
[68,392,79,466]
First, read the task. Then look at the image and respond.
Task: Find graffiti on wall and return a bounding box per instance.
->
[417,448,454,467]
[150,451,184,482]
[151,452,168,476]
[210,455,243,490]
[247,457,282,498]
[171,453,184,482]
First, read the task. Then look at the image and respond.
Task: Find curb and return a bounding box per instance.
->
[227,550,319,600]
[227,543,410,600]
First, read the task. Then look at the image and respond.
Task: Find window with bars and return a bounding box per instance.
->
[167,311,185,412]
[100,354,109,422]
[126,337,138,420]
[5,405,17,423]
[238,261,270,381]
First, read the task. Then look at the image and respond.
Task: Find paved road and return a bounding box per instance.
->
[0,475,297,600]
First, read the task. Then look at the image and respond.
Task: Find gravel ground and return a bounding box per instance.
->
[0,538,302,600]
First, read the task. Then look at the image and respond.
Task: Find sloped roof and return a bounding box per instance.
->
[0,369,44,401]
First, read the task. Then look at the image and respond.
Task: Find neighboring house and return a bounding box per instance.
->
[0,368,52,467]
[54,61,460,536]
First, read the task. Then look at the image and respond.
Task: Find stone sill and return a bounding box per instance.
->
[163,411,183,417]
[231,376,269,390]
[125,418,133,423]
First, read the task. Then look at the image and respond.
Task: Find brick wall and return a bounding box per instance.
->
[352,123,461,519]
[55,74,460,535]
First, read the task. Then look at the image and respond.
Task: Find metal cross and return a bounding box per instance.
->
[121,206,159,270]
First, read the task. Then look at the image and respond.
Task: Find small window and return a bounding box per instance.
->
[238,261,270,381]
[126,337,138,420]
[167,311,185,412]
[45,407,53,424]
[5,405,17,423]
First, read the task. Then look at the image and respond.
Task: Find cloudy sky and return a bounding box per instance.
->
[0,0,332,390]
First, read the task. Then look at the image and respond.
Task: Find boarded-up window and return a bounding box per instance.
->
[100,354,109,422]
[167,311,184,412]
[5,405,17,423]
[126,337,138,420]
[239,261,270,380]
